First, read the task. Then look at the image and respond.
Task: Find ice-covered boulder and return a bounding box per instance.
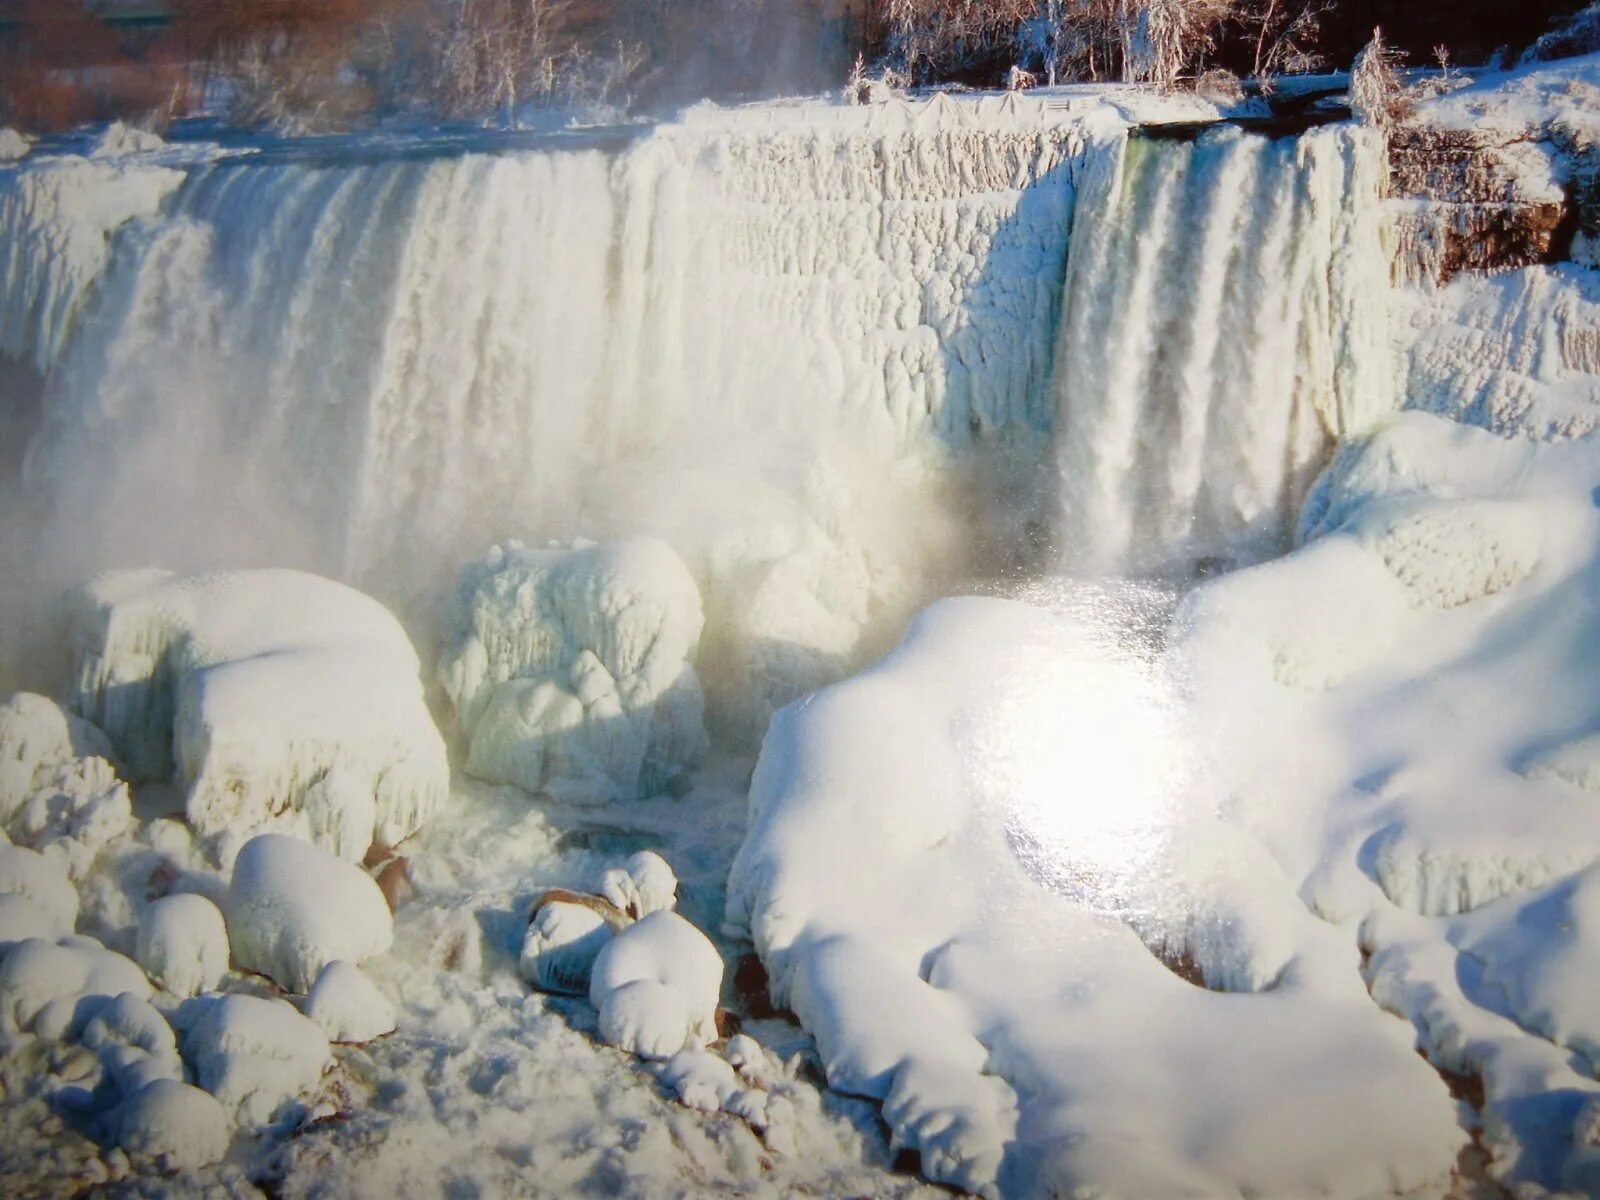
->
[520,891,624,996]
[227,834,393,993]
[0,127,31,161]
[0,844,80,944]
[88,122,164,159]
[303,960,394,1043]
[136,893,228,998]
[438,539,707,804]
[179,993,330,1127]
[68,568,449,860]
[0,692,116,814]
[0,936,149,1044]
[78,991,183,1100]
[589,911,722,1060]
[117,1079,230,1170]
[660,1048,768,1127]
[599,850,678,919]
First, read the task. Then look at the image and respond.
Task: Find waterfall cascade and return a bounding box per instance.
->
[0,102,1397,713]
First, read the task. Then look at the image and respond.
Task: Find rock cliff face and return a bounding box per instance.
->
[1387,127,1572,284]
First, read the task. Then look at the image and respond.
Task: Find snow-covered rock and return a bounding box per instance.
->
[136,893,228,998]
[0,844,79,943]
[227,834,393,993]
[78,991,183,1100]
[88,122,165,159]
[589,911,722,1060]
[660,1048,768,1127]
[0,936,149,1044]
[598,850,678,919]
[303,960,394,1043]
[179,992,330,1127]
[116,1078,230,1170]
[68,568,449,861]
[438,539,708,804]
[520,891,625,996]
[0,127,30,161]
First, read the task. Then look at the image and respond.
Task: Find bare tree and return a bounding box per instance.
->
[1349,25,1412,128]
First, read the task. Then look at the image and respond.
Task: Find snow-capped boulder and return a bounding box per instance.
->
[438,539,707,804]
[0,844,79,942]
[88,122,164,159]
[589,911,723,1060]
[179,993,330,1127]
[303,960,394,1043]
[117,1079,230,1170]
[136,893,228,998]
[227,834,393,993]
[78,991,183,1099]
[661,1047,768,1127]
[519,890,627,996]
[68,568,448,861]
[0,936,149,1044]
[0,127,30,161]
[599,850,678,919]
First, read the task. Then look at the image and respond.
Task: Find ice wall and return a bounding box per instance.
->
[1052,124,1393,576]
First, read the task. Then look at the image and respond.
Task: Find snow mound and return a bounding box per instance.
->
[729,595,1462,1199]
[117,1078,230,1171]
[136,893,228,998]
[0,128,30,161]
[179,992,330,1127]
[227,834,393,993]
[589,911,722,1060]
[0,936,149,1044]
[439,539,708,805]
[88,122,165,159]
[304,960,394,1044]
[660,1048,768,1127]
[0,844,79,943]
[68,568,449,861]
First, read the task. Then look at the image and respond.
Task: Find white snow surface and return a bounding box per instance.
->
[727,595,1463,1198]
[440,539,708,803]
[135,892,228,998]
[68,568,448,860]
[227,834,393,994]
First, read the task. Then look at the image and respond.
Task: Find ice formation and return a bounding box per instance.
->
[68,568,448,860]
[179,992,331,1126]
[0,129,30,162]
[589,911,724,1061]
[599,850,678,918]
[135,893,229,998]
[116,1078,230,1170]
[439,539,708,803]
[0,936,150,1045]
[727,596,1463,1198]
[0,845,80,944]
[73,991,184,1106]
[520,851,680,994]
[227,834,394,993]
[304,959,395,1043]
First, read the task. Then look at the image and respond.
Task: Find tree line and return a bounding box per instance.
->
[0,0,1591,133]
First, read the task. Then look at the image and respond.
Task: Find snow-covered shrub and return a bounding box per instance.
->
[136,894,229,999]
[438,539,707,805]
[226,834,393,994]
[1521,3,1600,64]
[589,911,723,1061]
[1350,27,1414,128]
[68,568,448,862]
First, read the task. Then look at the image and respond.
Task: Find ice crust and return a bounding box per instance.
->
[440,539,708,804]
[727,596,1463,1198]
[68,568,449,860]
